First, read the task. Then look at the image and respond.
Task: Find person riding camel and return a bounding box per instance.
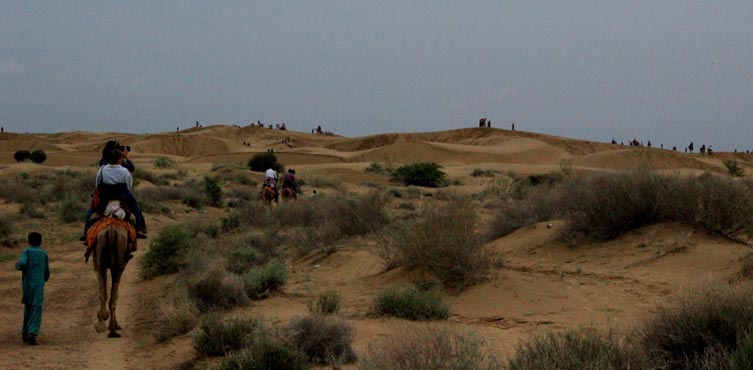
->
[282,168,299,197]
[84,148,145,261]
[262,167,279,202]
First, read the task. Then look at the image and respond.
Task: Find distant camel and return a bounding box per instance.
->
[261,185,276,206]
[92,220,130,338]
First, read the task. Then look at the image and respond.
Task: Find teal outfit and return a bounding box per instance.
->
[15,245,50,337]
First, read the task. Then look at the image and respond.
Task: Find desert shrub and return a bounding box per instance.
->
[558,167,675,245]
[471,168,496,177]
[242,259,287,299]
[19,200,44,218]
[284,314,356,365]
[204,175,223,207]
[57,197,87,223]
[216,340,311,370]
[186,266,250,312]
[226,244,264,274]
[154,297,199,343]
[373,286,450,320]
[359,325,499,370]
[221,201,272,231]
[193,315,261,357]
[309,290,341,315]
[365,162,385,173]
[641,284,753,369]
[304,176,346,192]
[526,172,565,187]
[286,224,340,257]
[135,185,186,202]
[507,329,647,370]
[153,156,178,169]
[0,216,14,245]
[377,198,490,286]
[29,149,46,164]
[140,224,194,279]
[725,159,745,177]
[487,186,564,239]
[248,152,283,173]
[325,191,388,236]
[0,177,35,204]
[391,162,447,187]
[558,168,753,245]
[133,168,169,186]
[13,150,30,162]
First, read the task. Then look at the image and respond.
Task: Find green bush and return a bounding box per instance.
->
[248,152,283,173]
[13,150,30,162]
[193,315,261,357]
[359,325,499,370]
[226,244,264,274]
[204,175,223,207]
[641,284,753,369]
[373,287,450,320]
[391,162,447,187]
[725,159,745,177]
[310,290,341,315]
[285,314,356,365]
[377,198,490,286]
[216,339,310,370]
[242,259,288,299]
[487,187,564,240]
[507,329,647,370]
[186,266,250,312]
[153,156,178,169]
[140,224,193,279]
[29,149,46,164]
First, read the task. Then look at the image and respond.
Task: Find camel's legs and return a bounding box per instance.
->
[108,269,122,337]
[97,269,110,322]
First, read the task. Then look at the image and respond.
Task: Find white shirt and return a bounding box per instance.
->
[265,168,277,179]
[96,164,133,192]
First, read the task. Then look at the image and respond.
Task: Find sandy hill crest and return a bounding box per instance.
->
[0,126,749,174]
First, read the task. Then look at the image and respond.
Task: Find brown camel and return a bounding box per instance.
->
[92,222,130,338]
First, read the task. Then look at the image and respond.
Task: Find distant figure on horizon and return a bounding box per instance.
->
[479,118,486,128]
[647,141,652,147]
[611,139,617,144]
[688,142,694,153]
[196,121,199,127]
[511,123,515,131]
[176,126,179,132]
[672,146,677,151]
[707,146,713,155]
[487,120,491,128]
[1,126,4,133]
[700,144,706,154]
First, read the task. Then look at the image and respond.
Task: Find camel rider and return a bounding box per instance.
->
[84,149,145,261]
[263,167,279,202]
[282,168,299,195]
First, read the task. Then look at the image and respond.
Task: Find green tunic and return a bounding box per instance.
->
[16,245,50,336]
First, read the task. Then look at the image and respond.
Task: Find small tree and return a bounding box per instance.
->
[391,162,447,187]
[13,150,30,162]
[203,175,222,207]
[724,159,745,177]
[248,152,283,173]
[29,150,46,164]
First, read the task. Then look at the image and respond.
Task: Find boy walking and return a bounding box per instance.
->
[15,232,50,345]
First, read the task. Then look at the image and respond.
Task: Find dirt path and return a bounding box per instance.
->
[0,238,144,370]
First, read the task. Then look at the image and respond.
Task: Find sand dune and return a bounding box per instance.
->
[0,125,751,368]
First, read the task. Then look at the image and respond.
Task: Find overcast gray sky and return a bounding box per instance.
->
[2,1,752,150]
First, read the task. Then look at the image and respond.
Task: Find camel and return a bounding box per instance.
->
[261,185,276,206]
[281,187,297,201]
[92,221,130,338]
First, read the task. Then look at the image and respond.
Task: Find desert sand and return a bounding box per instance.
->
[1,125,752,369]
